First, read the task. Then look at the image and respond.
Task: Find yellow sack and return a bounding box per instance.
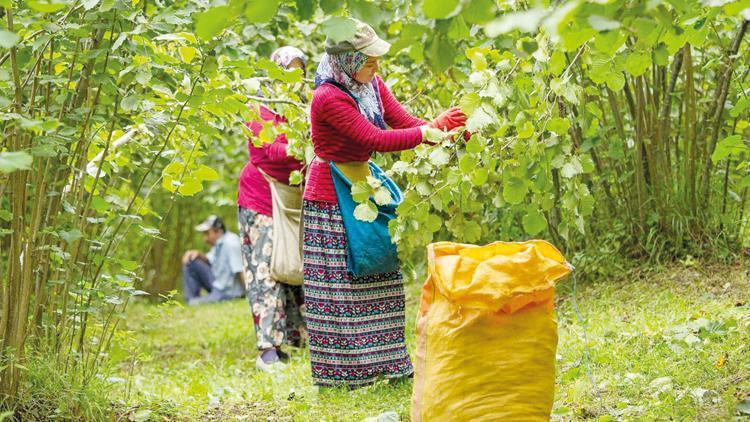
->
[411,241,573,421]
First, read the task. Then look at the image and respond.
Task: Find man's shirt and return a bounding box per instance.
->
[207,231,244,298]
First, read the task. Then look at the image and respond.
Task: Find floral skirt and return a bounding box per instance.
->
[238,206,305,350]
[302,200,413,387]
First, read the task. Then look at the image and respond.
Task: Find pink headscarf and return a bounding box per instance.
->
[270,46,307,70]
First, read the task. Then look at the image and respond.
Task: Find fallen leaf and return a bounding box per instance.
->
[715,352,728,369]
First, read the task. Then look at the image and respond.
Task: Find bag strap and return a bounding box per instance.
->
[256,166,279,185]
[257,166,303,193]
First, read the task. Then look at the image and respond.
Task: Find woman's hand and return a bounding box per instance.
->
[430,107,467,131]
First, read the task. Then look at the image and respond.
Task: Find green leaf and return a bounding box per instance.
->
[195,6,232,41]
[561,28,596,51]
[427,35,457,73]
[423,127,445,143]
[561,157,584,178]
[0,30,21,49]
[130,409,153,422]
[605,70,625,91]
[120,95,139,112]
[59,229,82,244]
[351,181,371,203]
[550,78,581,104]
[425,214,442,232]
[353,201,378,222]
[738,400,750,415]
[461,0,494,24]
[711,135,745,162]
[549,50,566,76]
[517,121,534,139]
[465,136,483,154]
[295,0,316,20]
[0,209,12,222]
[429,147,451,167]
[27,0,67,13]
[90,196,110,213]
[503,177,527,205]
[321,17,357,44]
[373,187,393,206]
[245,0,279,23]
[0,151,32,173]
[471,168,489,186]
[522,209,547,235]
[99,0,114,11]
[593,30,626,56]
[178,179,203,196]
[448,16,470,40]
[459,93,481,115]
[484,8,546,36]
[730,97,749,118]
[348,0,388,28]
[463,220,482,242]
[256,58,304,82]
[179,46,197,63]
[194,165,219,181]
[459,154,476,174]
[466,104,494,132]
[319,0,343,13]
[624,51,651,76]
[82,0,99,10]
[289,170,303,186]
[422,0,460,20]
[547,117,570,135]
[118,259,139,271]
[654,45,669,66]
[521,39,538,54]
[590,54,624,91]
[587,15,620,31]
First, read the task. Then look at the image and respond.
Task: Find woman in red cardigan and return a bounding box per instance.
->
[303,20,466,388]
[238,46,306,372]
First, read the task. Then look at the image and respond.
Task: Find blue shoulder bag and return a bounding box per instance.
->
[329,161,403,277]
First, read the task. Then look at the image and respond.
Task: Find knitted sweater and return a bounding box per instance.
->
[304,75,426,202]
[238,106,303,216]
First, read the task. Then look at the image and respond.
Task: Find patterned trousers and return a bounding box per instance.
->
[238,206,306,350]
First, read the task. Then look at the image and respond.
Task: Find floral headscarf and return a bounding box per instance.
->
[314,51,386,129]
[271,46,307,70]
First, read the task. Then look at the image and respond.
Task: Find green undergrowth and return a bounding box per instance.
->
[11,261,748,420]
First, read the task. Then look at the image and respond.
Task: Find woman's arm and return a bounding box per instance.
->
[315,88,424,153]
[376,76,427,129]
[261,136,291,162]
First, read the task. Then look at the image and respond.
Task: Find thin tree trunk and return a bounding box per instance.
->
[700,19,748,206]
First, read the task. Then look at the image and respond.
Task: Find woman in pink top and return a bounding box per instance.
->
[237,46,306,372]
[302,20,466,388]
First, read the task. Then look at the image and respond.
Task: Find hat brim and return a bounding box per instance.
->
[359,38,391,57]
[194,223,212,232]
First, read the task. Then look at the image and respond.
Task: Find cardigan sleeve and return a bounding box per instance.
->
[262,136,290,162]
[376,76,428,129]
[315,88,424,153]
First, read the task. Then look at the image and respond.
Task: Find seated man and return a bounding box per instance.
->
[181,215,245,305]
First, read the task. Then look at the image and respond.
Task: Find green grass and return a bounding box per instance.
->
[109,262,750,421]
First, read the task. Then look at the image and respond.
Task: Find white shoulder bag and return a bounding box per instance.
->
[258,169,304,285]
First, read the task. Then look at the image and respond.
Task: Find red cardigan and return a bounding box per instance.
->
[304,76,426,202]
[238,106,303,216]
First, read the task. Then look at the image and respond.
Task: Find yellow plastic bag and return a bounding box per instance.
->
[411,241,573,421]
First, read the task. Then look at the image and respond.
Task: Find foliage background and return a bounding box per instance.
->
[0,0,748,417]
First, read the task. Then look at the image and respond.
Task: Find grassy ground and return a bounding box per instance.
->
[109,261,750,421]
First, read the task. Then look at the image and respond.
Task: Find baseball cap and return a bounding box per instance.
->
[325,18,391,57]
[194,215,225,232]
